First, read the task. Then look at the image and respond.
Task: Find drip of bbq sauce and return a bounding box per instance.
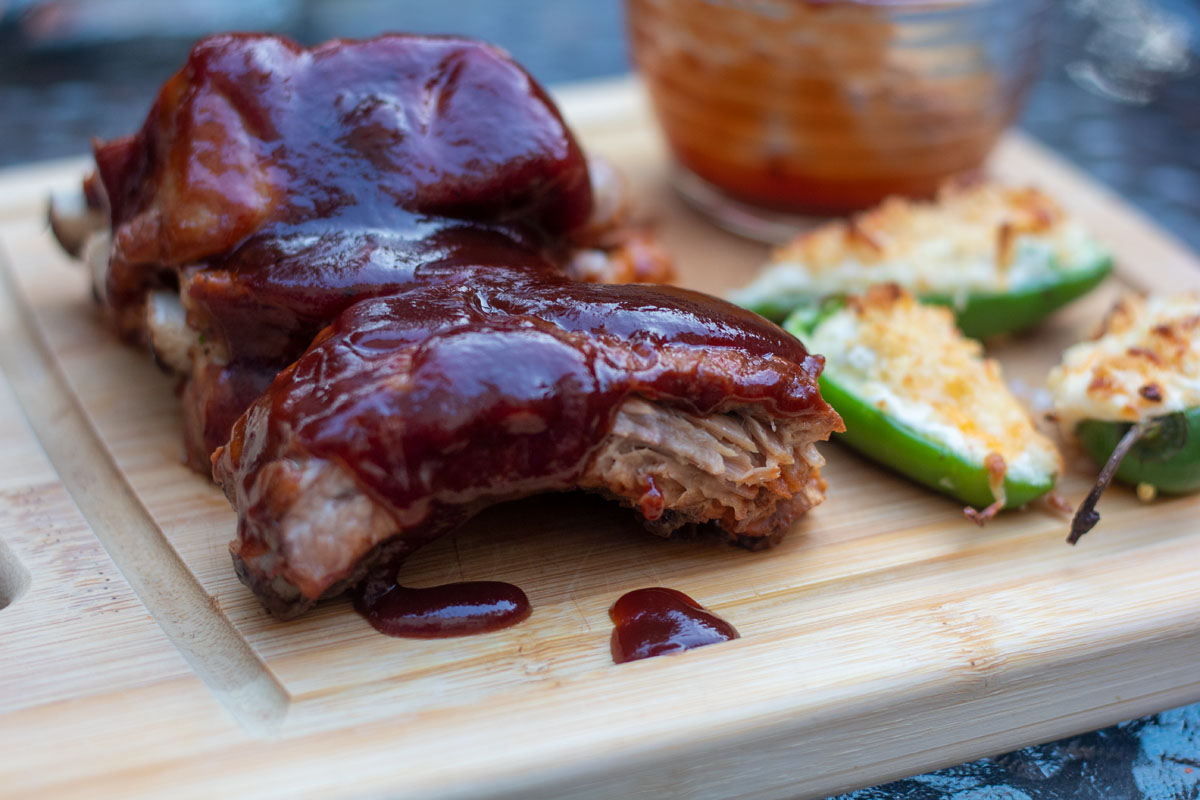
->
[352,567,531,638]
[609,587,739,664]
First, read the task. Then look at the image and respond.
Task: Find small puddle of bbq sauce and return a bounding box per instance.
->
[609,587,739,664]
[353,578,531,639]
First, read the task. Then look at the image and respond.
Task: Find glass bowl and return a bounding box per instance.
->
[627,0,1052,240]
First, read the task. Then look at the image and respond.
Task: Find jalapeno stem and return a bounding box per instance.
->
[1068,418,1157,544]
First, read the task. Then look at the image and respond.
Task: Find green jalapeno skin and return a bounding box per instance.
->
[740,291,810,323]
[742,254,1112,338]
[923,255,1113,339]
[1074,406,1200,494]
[784,313,1056,510]
[816,374,1055,509]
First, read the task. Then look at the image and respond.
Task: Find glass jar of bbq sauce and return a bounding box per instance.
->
[626,0,1051,240]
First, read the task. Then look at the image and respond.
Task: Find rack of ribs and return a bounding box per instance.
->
[54,32,672,468]
[52,33,842,618]
[215,276,842,617]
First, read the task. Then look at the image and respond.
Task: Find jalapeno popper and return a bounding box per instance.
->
[787,285,1061,521]
[1047,293,1200,542]
[735,178,1112,339]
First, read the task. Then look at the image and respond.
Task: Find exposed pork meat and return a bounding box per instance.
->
[47,183,106,259]
[579,398,829,540]
[214,277,842,616]
[144,291,190,373]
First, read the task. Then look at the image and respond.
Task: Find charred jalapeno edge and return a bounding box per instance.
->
[1068,406,1200,543]
[784,303,1057,514]
[743,253,1113,339]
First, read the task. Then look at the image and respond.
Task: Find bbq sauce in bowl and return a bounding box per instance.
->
[627,0,1049,230]
[610,587,739,663]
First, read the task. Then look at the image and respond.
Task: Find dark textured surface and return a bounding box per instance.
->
[1,1,1196,248]
[836,706,1200,800]
[1021,1,1200,254]
[1,1,1196,797]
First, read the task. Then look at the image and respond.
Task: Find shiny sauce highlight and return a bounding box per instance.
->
[353,572,531,639]
[610,587,739,663]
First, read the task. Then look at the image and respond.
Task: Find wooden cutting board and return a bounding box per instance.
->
[1,78,1198,800]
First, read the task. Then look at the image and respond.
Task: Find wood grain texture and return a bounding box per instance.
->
[0,78,1198,800]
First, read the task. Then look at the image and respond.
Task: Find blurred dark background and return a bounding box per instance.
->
[1,0,1197,249]
[0,2,1198,798]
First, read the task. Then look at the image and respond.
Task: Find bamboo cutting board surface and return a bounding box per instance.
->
[1,79,1199,800]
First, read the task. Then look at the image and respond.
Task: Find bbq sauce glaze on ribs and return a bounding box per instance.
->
[78,33,670,467]
[215,276,842,617]
[55,32,844,620]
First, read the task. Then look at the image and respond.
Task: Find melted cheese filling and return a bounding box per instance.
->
[809,287,1061,484]
[733,181,1107,308]
[1048,293,1200,432]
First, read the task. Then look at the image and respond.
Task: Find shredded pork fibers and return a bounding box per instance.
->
[580,399,827,539]
[218,397,832,618]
